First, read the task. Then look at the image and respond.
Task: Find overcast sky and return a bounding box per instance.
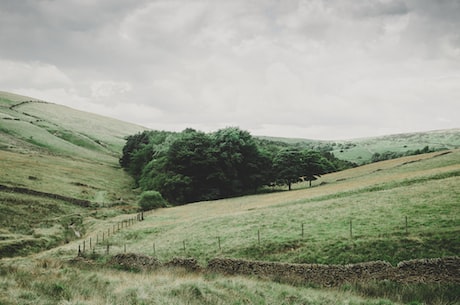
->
[1,0,459,140]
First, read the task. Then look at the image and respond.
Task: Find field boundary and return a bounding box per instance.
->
[0,184,91,207]
[103,254,460,287]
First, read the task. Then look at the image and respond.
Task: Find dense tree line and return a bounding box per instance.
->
[120,127,356,205]
[370,146,435,163]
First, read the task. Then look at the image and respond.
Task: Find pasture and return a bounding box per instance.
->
[1,91,459,304]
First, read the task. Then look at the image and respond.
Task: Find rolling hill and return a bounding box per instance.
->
[0,91,459,304]
[0,91,147,257]
[261,128,460,165]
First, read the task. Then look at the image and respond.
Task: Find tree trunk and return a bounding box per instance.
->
[288,182,292,191]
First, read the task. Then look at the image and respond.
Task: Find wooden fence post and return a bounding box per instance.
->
[405,216,408,234]
[301,223,304,238]
[349,219,353,239]
[258,229,261,245]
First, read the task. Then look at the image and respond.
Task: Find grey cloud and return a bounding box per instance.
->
[1,0,459,139]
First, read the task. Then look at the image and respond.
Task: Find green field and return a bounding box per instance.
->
[262,129,460,165]
[73,150,460,266]
[0,91,459,304]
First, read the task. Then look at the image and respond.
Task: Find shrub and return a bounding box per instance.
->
[138,191,168,211]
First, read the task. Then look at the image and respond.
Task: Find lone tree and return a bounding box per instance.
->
[273,148,329,190]
[301,150,331,187]
[273,148,305,190]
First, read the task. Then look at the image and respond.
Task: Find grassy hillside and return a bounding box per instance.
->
[1,148,457,305]
[0,91,146,161]
[1,91,458,304]
[69,149,459,267]
[0,91,147,257]
[261,129,460,164]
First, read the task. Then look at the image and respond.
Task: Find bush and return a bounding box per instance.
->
[138,191,168,211]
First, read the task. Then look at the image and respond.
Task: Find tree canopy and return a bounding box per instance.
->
[120,127,355,205]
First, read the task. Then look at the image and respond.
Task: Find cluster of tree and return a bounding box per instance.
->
[370,146,437,163]
[120,127,356,206]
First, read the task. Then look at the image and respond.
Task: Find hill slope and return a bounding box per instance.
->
[0,91,147,257]
[77,149,458,266]
[0,91,458,305]
[0,91,146,162]
[261,129,460,164]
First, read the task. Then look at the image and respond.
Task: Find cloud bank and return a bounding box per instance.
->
[1,0,459,139]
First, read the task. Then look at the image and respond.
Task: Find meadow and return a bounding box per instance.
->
[13,149,454,305]
[1,91,459,304]
[74,150,460,267]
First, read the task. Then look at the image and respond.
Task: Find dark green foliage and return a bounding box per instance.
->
[120,127,354,205]
[273,148,332,190]
[138,191,168,211]
[273,148,305,190]
[371,146,436,162]
[119,130,176,182]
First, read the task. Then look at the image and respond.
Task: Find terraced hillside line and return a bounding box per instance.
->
[0,184,91,207]
[9,100,48,110]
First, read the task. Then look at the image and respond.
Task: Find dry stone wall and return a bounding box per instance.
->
[107,254,460,287]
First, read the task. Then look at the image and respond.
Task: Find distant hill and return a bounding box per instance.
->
[259,129,460,165]
[0,91,147,163]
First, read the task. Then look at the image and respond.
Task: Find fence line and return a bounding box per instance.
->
[77,214,414,258]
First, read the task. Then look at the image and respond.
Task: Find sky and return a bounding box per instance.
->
[1,0,459,140]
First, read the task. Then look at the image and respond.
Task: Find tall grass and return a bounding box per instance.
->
[0,258,402,305]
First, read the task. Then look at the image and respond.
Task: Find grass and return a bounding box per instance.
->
[0,258,404,305]
[266,128,460,164]
[67,150,459,268]
[1,91,459,304]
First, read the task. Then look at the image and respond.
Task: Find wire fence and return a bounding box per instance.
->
[76,212,418,259]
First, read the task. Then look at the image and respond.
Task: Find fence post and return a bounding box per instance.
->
[218,237,221,250]
[83,240,86,253]
[89,237,92,249]
[183,240,186,253]
[405,216,408,234]
[258,229,261,245]
[78,245,81,256]
[301,223,304,238]
[106,243,109,255]
[153,243,156,255]
[349,219,353,239]
[124,244,126,253]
